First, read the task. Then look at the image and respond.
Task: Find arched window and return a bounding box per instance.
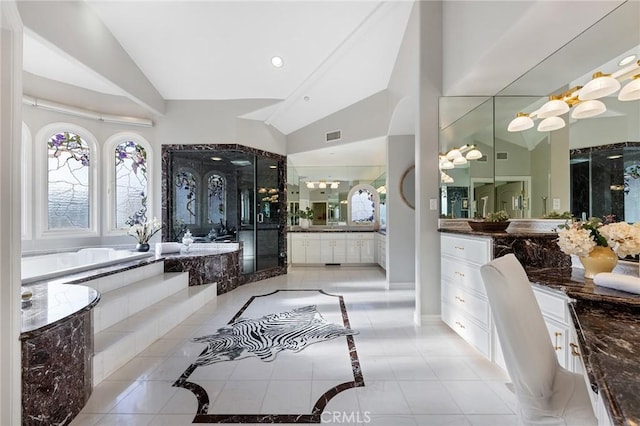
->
[175,169,198,225]
[347,184,380,226]
[114,140,148,227]
[36,123,98,237]
[46,131,91,230]
[104,133,153,233]
[206,173,226,225]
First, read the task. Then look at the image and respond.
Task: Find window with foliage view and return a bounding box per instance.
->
[175,170,197,225]
[207,174,226,225]
[115,140,148,227]
[47,132,90,229]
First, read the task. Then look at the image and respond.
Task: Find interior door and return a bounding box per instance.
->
[496,181,525,219]
[255,156,282,271]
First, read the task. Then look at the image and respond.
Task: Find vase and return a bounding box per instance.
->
[299,218,310,229]
[135,243,150,252]
[579,246,618,279]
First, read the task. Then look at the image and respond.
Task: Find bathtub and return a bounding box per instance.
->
[21,248,154,284]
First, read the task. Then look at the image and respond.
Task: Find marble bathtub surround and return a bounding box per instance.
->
[21,283,98,426]
[163,247,242,294]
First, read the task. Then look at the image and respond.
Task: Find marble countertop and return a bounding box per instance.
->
[20,282,100,338]
[527,267,640,425]
[288,226,379,233]
[20,255,162,338]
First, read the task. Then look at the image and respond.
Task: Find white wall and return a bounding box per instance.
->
[387,135,415,285]
[286,90,390,155]
[416,1,443,323]
[1,2,23,423]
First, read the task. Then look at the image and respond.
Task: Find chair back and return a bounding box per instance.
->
[480,254,559,416]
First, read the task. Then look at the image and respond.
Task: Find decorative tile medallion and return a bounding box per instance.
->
[173,289,364,423]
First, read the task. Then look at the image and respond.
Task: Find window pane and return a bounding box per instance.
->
[207,174,225,225]
[47,132,90,229]
[115,141,148,227]
[351,189,375,223]
[175,170,197,225]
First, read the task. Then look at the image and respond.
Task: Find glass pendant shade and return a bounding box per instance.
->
[440,159,454,170]
[446,148,461,160]
[452,156,467,166]
[571,100,606,119]
[306,182,314,189]
[618,76,640,101]
[579,72,621,100]
[465,148,482,160]
[507,114,534,132]
[537,99,569,118]
[537,116,565,132]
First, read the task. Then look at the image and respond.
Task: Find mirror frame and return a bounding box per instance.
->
[400,165,415,210]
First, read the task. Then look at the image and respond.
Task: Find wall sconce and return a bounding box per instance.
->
[508,59,640,132]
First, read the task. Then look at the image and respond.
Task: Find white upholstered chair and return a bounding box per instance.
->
[480,254,597,426]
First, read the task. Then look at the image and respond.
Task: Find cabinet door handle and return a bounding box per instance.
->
[570,342,581,357]
[454,246,465,251]
[455,321,465,329]
[554,331,562,351]
[454,271,465,278]
[455,295,465,303]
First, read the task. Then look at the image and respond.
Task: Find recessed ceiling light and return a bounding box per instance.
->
[618,54,636,67]
[607,154,623,159]
[269,165,277,169]
[210,156,222,161]
[271,56,284,68]
[303,96,310,102]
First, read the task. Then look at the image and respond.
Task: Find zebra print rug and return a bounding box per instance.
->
[191,304,358,366]
[173,289,364,423]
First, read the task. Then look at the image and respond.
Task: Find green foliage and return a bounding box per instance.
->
[485,210,510,222]
[544,211,573,219]
[296,207,314,220]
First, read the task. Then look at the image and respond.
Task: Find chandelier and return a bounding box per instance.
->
[508,59,640,132]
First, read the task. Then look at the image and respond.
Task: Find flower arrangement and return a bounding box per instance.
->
[485,210,510,222]
[296,207,314,220]
[557,216,640,258]
[128,217,162,244]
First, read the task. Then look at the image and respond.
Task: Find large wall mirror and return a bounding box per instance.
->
[439,1,640,262]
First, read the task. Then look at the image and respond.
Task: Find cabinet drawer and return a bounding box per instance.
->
[442,302,490,358]
[291,233,320,241]
[320,233,346,241]
[533,286,569,323]
[441,234,491,265]
[442,282,490,327]
[441,257,486,296]
[347,233,375,240]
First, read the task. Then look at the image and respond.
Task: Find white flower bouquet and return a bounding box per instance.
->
[128,217,162,244]
[599,221,640,258]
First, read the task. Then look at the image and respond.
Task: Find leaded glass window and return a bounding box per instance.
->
[175,170,197,225]
[207,174,226,225]
[350,188,375,223]
[115,140,148,227]
[47,132,90,229]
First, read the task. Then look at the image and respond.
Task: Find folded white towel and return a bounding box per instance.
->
[155,242,182,255]
[593,272,640,295]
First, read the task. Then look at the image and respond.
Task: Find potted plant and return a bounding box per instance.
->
[297,207,314,229]
[468,210,511,232]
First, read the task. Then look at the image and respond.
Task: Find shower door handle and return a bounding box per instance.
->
[257,213,264,223]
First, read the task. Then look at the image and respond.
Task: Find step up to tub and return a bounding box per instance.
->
[93,281,217,384]
[84,261,165,294]
[93,272,188,333]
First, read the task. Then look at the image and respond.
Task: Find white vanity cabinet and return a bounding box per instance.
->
[440,234,493,359]
[346,233,375,264]
[320,233,346,264]
[290,233,321,264]
[376,233,386,269]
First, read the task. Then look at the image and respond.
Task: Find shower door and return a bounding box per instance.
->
[255,155,282,271]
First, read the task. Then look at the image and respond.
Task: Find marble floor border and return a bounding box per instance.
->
[173,289,364,424]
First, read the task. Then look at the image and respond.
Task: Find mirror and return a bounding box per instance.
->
[439,1,640,227]
[400,165,415,209]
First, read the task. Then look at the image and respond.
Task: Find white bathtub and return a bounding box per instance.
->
[21,248,154,284]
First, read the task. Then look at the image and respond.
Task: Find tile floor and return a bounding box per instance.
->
[71,266,519,426]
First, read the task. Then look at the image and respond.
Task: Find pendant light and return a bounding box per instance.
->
[507,113,534,132]
[618,75,640,101]
[579,72,621,100]
[453,156,468,166]
[465,146,483,160]
[537,96,569,118]
[571,100,606,119]
[537,116,565,132]
[446,148,461,161]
